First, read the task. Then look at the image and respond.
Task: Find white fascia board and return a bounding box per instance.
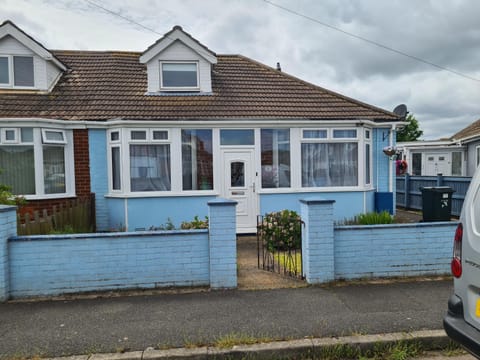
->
[93,118,388,128]
[0,118,87,129]
[0,23,67,71]
[0,117,403,130]
[140,29,217,64]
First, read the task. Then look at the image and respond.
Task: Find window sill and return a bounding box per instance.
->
[23,193,77,201]
[105,191,219,198]
[258,186,374,194]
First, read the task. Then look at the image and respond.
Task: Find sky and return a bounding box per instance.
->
[3,0,480,140]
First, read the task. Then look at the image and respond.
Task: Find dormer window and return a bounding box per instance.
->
[160,61,198,90]
[0,55,34,88]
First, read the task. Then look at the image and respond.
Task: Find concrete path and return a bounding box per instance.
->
[237,235,306,290]
[0,279,453,359]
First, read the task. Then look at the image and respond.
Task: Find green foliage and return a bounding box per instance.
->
[49,225,75,235]
[149,218,176,231]
[259,210,302,251]
[396,114,423,142]
[148,216,209,231]
[0,183,26,206]
[340,211,394,225]
[181,215,209,230]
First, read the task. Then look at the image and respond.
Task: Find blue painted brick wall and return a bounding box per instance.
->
[301,198,335,283]
[208,199,237,289]
[0,206,16,301]
[334,222,457,279]
[8,230,210,298]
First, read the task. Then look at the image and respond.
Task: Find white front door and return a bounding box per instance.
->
[220,149,257,233]
[425,153,449,176]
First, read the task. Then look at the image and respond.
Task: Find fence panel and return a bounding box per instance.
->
[396,174,471,216]
[17,196,95,235]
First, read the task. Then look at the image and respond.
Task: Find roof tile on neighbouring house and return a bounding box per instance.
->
[0,50,399,122]
[451,118,480,141]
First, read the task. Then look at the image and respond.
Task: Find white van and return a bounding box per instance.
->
[443,168,480,357]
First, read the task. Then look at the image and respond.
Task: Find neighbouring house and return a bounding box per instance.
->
[0,20,402,233]
[398,119,480,178]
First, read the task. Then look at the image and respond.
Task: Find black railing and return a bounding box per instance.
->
[257,214,304,279]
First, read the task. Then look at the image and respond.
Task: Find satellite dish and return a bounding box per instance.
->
[393,104,408,119]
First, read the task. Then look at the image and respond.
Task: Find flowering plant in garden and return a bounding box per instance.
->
[259,209,302,251]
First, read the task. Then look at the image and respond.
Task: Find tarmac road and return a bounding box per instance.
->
[0,279,452,358]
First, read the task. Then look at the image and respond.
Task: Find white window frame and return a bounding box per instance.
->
[107,128,220,196]
[302,128,328,140]
[299,127,361,190]
[108,129,123,193]
[0,127,75,199]
[332,128,358,139]
[127,128,173,194]
[1,128,20,144]
[0,55,35,89]
[0,55,11,86]
[159,61,199,91]
[364,128,372,186]
[41,129,67,144]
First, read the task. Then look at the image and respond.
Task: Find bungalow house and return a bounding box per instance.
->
[0,20,401,233]
[398,119,480,178]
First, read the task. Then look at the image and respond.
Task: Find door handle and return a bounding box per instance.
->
[252,182,255,193]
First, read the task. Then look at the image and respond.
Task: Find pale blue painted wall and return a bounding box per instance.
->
[334,222,456,278]
[373,128,392,193]
[106,198,126,231]
[89,129,109,231]
[124,196,216,231]
[260,191,374,220]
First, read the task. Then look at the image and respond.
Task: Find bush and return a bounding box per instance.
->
[259,210,302,251]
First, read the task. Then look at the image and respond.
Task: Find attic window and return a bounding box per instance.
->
[0,55,34,88]
[160,62,198,90]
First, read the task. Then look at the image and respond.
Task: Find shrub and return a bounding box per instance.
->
[181,216,209,230]
[259,210,302,251]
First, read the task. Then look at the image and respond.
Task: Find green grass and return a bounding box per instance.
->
[339,211,394,226]
[273,252,302,275]
[214,332,273,348]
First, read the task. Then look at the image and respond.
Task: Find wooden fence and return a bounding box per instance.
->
[396,174,471,216]
[17,196,95,235]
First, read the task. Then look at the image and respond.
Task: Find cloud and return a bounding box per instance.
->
[2,0,480,140]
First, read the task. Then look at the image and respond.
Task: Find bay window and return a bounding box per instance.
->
[0,127,72,197]
[301,129,358,187]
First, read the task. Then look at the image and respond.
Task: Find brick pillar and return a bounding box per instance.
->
[300,198,336,284]
[0,205,17,301]
[208,198,237,289]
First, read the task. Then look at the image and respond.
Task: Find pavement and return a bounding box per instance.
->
[0,278,462,359]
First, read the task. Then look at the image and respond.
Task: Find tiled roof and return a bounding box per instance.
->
[451,118,480,141]
[0,50,399,122]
